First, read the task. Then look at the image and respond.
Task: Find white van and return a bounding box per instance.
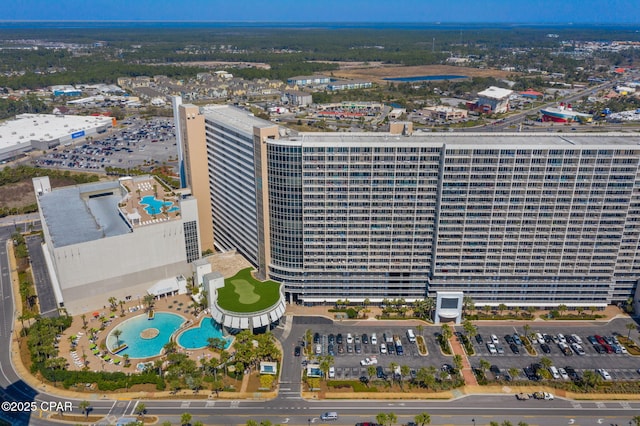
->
[406,329,416,343]
[320,412,338,421]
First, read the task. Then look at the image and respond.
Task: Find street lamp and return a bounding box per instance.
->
[472,419,476,426]
[308,419,311,426]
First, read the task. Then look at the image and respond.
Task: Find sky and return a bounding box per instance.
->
[6,0,640,24]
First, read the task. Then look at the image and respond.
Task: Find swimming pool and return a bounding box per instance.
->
[107,312,185,359]
[177,317,232,350]
[140,195,179,216]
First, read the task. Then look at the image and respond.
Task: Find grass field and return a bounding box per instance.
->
[216,268,281,313]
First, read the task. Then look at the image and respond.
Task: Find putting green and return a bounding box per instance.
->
[230,279,260,304]
[216,268,282,313]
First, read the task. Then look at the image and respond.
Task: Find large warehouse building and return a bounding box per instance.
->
[33,175,201,314]
[0,113,114,162]
[179,103,640,310]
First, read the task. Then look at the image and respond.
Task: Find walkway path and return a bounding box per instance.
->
[449,327,478,386]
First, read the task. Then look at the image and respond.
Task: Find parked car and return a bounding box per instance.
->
[294,346,301,356]
[558,367,569,380]
[565,366,581,381]
[491,334,500,344]
[510,343,520,354]
[513,334,523,346]
[487,343,497,354]
[597,369,612,380]
[540,343,551,354]
[328,366,335,378]
[475,334,484,344]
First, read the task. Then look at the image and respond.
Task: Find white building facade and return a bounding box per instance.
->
[182,104,640,309]
[33,176,201,314]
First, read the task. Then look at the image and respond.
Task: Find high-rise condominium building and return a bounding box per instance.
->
[180,104,640,310]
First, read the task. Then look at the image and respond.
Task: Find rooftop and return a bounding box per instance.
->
[201,104,275,132]
[39,175,182,248]
[39,180,131,248]
[279,131,640,149]
[0,113,113,150]
[477,86,513,100]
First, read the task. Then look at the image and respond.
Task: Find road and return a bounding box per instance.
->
[1,218,640,425]
[458,78,623,133]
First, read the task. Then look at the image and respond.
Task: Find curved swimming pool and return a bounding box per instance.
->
[177,317,232,350]
[140,195,179,216]
[107,312,185,359]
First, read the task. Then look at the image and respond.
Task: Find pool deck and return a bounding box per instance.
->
[59,293,220,374]
[118,176,181,228]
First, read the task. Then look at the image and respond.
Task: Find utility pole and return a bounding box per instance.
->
[432,37,435,53]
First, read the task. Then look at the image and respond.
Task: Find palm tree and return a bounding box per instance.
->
[81,314,87,330]
[414,412,432,426]
[581,370,602,388]
[462,295,475,316]
[522,324,532,340]
[626,322,636,339]
[135,403,147,421]
[181,412,192,426]
[631,415,640,426]
[143,294,155,311]
[462,319,477,339]
[478,359,491,376]
[557,304,568,317]
[367,365,376,379]
[108,296,118,311]
[540,356,552,369]
[526,306,536,318]
[416,324,424,336]
[112,329,123,348]
[453,354,463,373]
[497,303,507,316]
[78,400,91,419]
[508,367,520,381]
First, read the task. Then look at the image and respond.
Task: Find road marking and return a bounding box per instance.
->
[180,401,190,408]
[595,402,605,408]
[620,402,631,409]
[571,402,582,409]
[205,401,216,407]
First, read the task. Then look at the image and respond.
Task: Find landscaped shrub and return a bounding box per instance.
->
[346,308,358,319]
[327,380,378,392]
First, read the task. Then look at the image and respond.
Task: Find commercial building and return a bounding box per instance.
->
[179,104,640,310]
[0,113,114,162]
[33,175,201,314]
[469,86,513,114]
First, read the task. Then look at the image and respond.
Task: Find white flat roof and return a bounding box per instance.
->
[478,86,513,100]
[0,113,113,151]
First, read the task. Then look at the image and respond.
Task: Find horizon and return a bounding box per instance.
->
[5,0,640,25]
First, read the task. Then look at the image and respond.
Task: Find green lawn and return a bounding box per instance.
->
[216,268,281,313]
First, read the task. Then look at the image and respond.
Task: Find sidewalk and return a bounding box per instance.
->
[448,328,478,386]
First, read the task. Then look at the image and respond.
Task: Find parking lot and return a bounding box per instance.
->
[32,117,178,173]
[466,320,639,381]
[292,322,458,380]
[289,318,640,382]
